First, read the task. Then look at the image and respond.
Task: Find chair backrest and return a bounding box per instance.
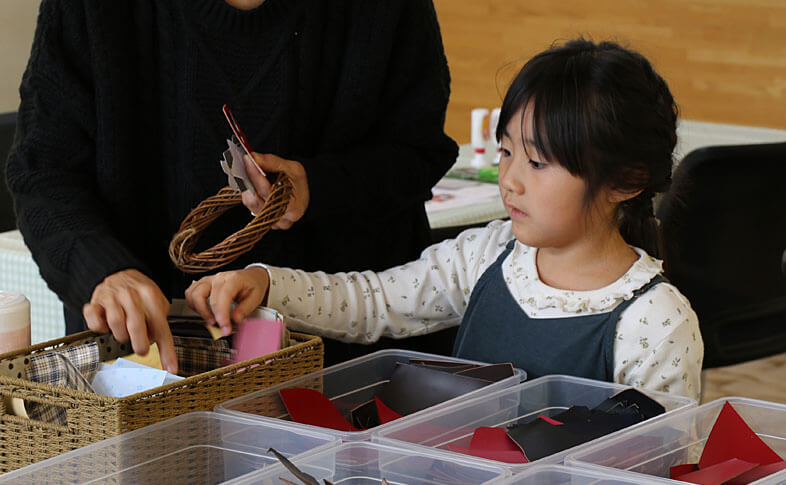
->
[0,111,18,232]
[657,142,786,368]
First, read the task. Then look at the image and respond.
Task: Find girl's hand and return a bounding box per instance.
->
[241,152,309,230]
[185,267,271,336]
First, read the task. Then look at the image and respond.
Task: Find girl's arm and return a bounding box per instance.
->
[259,222,512,343]
[187,220,514,343]
[613,283,704,401]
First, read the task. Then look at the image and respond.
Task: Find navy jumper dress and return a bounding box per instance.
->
[453,241,666,381]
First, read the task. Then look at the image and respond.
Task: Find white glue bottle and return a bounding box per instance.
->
[489,107,501,165]
[0,291,31,354]
[470,108,490,169]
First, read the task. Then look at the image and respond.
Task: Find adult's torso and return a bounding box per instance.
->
[81,0,432,297]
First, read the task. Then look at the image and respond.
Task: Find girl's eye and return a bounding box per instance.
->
[529,160,546,169]
[500,147,512,157]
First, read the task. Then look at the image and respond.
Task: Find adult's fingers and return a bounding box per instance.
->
[244,154,272,200]
[120,289,150,357]
[253,154,309,230]
[103,297,131,344]
[241,189,265,216]
[140,289,176,374]
[83,303,110,333]
[88,269,176,373]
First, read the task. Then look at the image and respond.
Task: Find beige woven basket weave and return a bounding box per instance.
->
[169,172,293,274]
[0,330,323,473]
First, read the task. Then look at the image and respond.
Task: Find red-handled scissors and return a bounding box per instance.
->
[222,104,265,176]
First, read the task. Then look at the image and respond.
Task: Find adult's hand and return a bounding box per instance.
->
[241,153,309,230]
[185,267,270,336]
[82,269,176,374]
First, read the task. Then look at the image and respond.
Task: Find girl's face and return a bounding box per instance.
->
[498,106,613,250]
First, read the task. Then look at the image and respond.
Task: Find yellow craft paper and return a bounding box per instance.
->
[206,324,223,340]
[106,342,163,370]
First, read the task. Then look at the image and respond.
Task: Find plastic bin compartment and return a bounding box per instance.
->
[487,464,672,484]
[565,397,786,484]
[0,411,338,484]
[373,375,696,472]
[231,441,509,484]
[215,349,525,441]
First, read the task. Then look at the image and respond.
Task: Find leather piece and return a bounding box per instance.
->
[375,396,403,424]
[279,388,359,432]
[377,363,491,415]
[699,402,782,469]
[447,427,528,464]
[506,389,665,461]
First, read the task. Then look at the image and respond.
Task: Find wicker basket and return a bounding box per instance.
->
[0,330,323,473]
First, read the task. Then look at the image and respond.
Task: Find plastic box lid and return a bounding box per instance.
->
[487,464,671,484]
[0,411,339,484]
[229,440,510,484]
[373,374,696,472]
[214,348,525,441]
[565,396,786,484]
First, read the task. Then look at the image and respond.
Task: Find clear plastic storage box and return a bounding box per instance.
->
[487,464,670,484]
[0,411,339,484]
[373,374,696,472]
[565,396,786,484]
[231,441,510,484]
[215,349,525,441]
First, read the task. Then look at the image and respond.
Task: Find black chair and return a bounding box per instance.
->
[0,112,18,232]
[657,142,786,368]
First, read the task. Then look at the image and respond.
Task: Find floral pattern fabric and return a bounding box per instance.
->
[253,219,703,400]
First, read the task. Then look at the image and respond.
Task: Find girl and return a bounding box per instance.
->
[186,39,703,400]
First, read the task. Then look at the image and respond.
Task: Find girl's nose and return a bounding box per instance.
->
[499,161,524,195]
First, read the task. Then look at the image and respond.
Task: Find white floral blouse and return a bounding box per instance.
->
[252,219,703,400]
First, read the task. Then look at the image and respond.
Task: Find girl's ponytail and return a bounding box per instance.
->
[619,193,662,258]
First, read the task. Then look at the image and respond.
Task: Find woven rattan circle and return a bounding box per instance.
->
[168,172,292,273]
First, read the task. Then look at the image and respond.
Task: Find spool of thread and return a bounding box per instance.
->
[0,291,31,354]
[470,108,490,168]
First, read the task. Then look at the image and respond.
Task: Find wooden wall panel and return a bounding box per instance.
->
[434,0,786,142]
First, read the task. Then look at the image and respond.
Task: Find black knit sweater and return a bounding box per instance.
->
[7,0,457,325]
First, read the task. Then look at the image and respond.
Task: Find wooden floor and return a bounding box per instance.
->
[433,0,786,143]
[702,352,786,404]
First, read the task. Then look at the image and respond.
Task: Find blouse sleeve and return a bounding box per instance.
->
[253,220,513,343]
[613,283,704,401]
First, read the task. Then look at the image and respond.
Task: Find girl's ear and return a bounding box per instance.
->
[606,187,643,204]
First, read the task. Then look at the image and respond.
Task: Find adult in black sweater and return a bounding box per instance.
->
[6,0,457,372]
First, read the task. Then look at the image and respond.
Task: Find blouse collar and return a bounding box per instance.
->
[504,242,663,314]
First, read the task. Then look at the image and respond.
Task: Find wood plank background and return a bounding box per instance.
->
[434,0,786,143]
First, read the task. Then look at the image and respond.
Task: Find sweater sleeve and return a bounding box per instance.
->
[297,0,457,220]
[5,0,151,312]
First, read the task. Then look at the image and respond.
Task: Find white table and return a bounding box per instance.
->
[2,120,785,344]
[425,119,786,229]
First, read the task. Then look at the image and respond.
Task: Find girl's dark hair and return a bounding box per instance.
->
[497,38,678,257]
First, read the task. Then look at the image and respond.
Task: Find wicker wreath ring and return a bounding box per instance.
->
[168,172,293,274]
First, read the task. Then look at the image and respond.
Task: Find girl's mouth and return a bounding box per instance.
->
[506,204,527,218]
